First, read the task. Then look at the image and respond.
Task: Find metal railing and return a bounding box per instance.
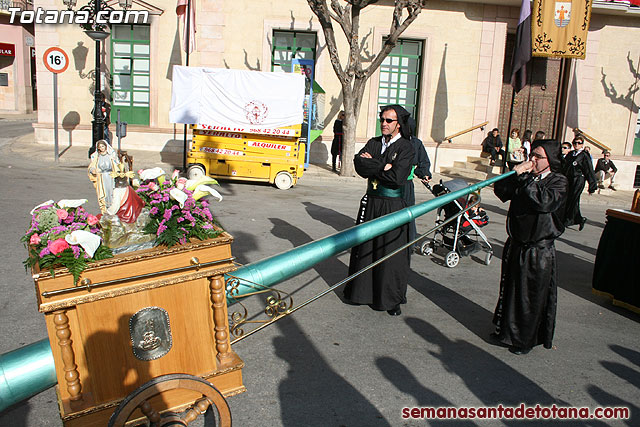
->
[573,128,612,152]
[441,121,489,144]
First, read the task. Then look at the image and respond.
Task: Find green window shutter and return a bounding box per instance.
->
[271,30,317,72]
[376,38,423,134]
[110,24,150,126]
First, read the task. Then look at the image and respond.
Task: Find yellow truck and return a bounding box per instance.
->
[186,123,305,190]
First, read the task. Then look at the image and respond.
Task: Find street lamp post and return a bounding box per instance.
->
[62,0,131,156]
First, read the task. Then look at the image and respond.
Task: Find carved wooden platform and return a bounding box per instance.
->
[32,232,245,426]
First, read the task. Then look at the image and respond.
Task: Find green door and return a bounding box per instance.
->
[376,39,423,134]
[111,25,150,125]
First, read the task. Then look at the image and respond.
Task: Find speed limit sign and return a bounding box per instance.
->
[43,47,69,74]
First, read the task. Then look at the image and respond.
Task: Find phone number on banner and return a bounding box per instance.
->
[200,147,244,156]
[195,124,297,137]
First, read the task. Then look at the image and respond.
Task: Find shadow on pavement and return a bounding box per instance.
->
[274,318,390,427]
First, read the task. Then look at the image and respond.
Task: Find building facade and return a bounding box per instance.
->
[29,0,640,188]
[0,0,36,114]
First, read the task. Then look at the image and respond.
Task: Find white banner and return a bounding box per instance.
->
[170,66,305,129]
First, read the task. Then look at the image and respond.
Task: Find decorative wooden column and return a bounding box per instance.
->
[209,275,233,367]
[53,310,82,401]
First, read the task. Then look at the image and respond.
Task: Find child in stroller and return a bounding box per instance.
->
[420,178,493,268]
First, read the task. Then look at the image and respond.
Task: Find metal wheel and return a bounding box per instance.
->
[187,164,206,180]
[274,171,293,190]
[420,241,433,256]
[445,251,460,268]
[484,251,493,266]
[108,373,231,427]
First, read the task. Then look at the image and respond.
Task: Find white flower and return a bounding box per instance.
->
[194,184,223,202]
[57,199,88,209]
[30,200,54,215]
[65,230,101,258]
[169,188,188,208]
[138,167,165,181]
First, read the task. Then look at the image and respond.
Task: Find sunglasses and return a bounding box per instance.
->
[380,118,398,124]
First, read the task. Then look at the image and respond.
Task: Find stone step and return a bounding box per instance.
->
[453,160,493,172]
[439,166,489,181]
[467,156,505,167]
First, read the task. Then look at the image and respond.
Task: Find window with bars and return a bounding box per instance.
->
[271,30,316,73]
[377,39,423,132]
[110,24,150,126]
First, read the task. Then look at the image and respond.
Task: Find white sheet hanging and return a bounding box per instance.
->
[170,66,305,129]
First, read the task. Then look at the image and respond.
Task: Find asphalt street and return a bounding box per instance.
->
[0,119,638,426]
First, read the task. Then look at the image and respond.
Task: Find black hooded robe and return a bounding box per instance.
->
[563,150,597,226]
[344,135,415,311]
[492,170,568,350]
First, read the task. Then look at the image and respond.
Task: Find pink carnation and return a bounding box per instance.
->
[56,209,68,221]
[148,182,158,191]
[29,234,41,245]
[48,238,69,255]
[172,169,180,180]
[87,214,99,226]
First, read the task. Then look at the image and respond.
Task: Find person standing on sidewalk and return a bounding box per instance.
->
[331,110,344,172]
[492,139,568,355]
[563,135,597,231]
[344,105,414,316]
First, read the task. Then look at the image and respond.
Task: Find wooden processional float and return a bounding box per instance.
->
[0,172,515,425]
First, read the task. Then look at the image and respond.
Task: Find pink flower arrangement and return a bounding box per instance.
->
[135,169,223,247]
[22,201,113,284]
[48,238,69,255]
[87,214,99,226]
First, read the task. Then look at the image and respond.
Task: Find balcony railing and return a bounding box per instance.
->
[0,0,33,13]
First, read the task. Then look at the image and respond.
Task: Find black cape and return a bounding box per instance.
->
[403,135,431,245]
[492,171,568,349]
[344,135,415,311]
[563,150,597,226]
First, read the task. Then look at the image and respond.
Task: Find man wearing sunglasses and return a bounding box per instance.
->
[594,150,617,191]
[563,136,597,231]
[344,105,415,316]
[492,139,568,355]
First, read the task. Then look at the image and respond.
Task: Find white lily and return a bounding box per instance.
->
[57,199,88,209]
[169,188,188,208]
[193,184,223,202]
[138,167,165,181]
[65,230,101,258]
[30,200,54,215]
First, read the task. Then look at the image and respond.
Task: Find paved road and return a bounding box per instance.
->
[1,125,638,426]
[0,118,34,148]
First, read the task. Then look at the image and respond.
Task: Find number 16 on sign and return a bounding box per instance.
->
[43,47,69,163]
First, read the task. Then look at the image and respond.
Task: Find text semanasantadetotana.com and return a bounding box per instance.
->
[402,404,630,420]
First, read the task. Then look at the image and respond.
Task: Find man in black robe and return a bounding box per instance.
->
[403,117,432,254]
[492,139,568,355]
[344,105,415,316]
[563,136,597,231]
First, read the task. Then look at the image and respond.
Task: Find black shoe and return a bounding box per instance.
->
[387,305,402,316]
[578,217,587,231]
[508,346,531,355]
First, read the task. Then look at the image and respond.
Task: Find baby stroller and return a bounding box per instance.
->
[420,179,493,268]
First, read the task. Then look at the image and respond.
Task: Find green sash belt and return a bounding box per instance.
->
[367,180,403,198]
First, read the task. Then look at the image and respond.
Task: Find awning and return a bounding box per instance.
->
[0,43,15,57]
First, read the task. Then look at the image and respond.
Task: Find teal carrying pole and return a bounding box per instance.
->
[0,172,515,411]
[0,339,56,413]
[226,171,515,302]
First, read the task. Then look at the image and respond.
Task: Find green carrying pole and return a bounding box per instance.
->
[226,171,515,302]
[0,339,56,413]
[0,172,515,411]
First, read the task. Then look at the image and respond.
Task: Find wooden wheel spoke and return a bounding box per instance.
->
[139,399,162,424]
[180,396,212,424]
[109,374,231,427]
